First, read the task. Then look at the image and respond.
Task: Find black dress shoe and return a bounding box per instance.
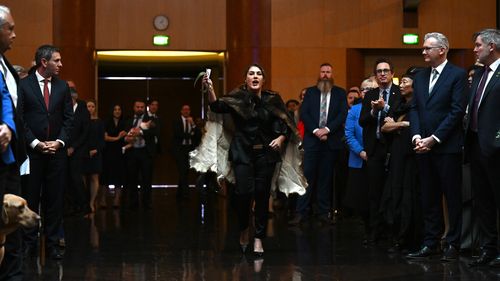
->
[468,251,496,267]
[405,246,439,259]
[441,245,459,262]
[488,255,500,268]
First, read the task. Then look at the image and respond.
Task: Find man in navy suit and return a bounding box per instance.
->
[19,45,74,260]
[289,63,347,226]
[466,29,500,267]
[406,32,467,261]
[359,58,401,243]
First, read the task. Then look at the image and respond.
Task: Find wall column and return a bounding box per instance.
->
[226,0,272,91]
[52,0,96,102]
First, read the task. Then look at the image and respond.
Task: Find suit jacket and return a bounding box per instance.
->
[124,113,159,157]
[409,62,467,154]
[300,85,347,151]
[466,65,500,157]
[0,57,28,167]
[18,72,74,157]
[345,103,364,168]
[68,99,90,157]
[359,84,401,156]
[171,117,201,151]
[148,112,162,155]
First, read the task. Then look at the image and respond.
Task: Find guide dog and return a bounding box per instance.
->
[0,194,40,264]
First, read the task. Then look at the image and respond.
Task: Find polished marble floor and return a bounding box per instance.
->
[22,188,500,281]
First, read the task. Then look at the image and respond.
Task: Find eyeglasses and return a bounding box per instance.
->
[361,87,374,92]
[376,69,391,74]
[421,46,442,52]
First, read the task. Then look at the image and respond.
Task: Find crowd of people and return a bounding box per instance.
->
[0,3,500,279]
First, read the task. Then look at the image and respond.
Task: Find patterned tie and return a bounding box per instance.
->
[319,92,327,127]
[429,69,439,94]
[470,66,491,132]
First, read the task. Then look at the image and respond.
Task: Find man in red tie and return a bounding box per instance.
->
[18,45,74,261]
[466,29,500,268]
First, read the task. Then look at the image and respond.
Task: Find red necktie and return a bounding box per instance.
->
[43,79,50,137]
[43,79,50,110]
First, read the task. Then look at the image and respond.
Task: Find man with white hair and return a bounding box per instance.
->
[0,5,27,281]
[407,32,467,261]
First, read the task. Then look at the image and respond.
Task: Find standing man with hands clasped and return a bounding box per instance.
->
[466,29,500,268]
[19,45,74,260]
[406,32,467,261]
[288,63,347,226]
[172,104,200,199]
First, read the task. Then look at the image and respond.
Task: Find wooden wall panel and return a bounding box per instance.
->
[271,47,347,102]
[271,0,496,101]
[95,0,226,50]
[2,0,53,69]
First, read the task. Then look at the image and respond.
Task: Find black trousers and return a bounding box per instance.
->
[22,152,67,253]
[233,149,276,239]
[125,147,153,207]
[0,164,22,281]
[67,152,87,210]
[174,145,192,197]
[366,141,388,238]
[416,152,462,248]
[470,134,500,254]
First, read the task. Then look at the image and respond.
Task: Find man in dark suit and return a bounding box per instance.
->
[406,32,467,261]
[66,81,90,215]
[359,58,401,243]
[466,29,500,267]
[147,98,161,155]
[124,99,159,209]
[19,45,74,260]
[288,63,347,225]
[172,104,201,199]
[0,6,28,280]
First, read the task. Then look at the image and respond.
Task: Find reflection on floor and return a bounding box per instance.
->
[22,188,499,281]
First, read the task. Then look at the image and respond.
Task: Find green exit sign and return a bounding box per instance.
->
[403,34,419,45]
[153,35,169,46]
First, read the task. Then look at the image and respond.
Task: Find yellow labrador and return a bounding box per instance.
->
[0,194,40,264]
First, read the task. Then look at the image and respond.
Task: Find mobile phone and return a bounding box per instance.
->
[206,68,211,78]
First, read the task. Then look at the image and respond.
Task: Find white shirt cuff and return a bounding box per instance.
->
[412,135,421,144]
[30,139,40,149]
[431,134,441,143]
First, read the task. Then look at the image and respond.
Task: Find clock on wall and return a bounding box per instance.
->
[153,15,169,31]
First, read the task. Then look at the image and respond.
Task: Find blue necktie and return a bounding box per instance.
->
[0,77,15,164]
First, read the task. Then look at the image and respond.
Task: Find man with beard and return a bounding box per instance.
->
[289,63,347,226]
[124,99,159,209]
[359,58,401,244]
